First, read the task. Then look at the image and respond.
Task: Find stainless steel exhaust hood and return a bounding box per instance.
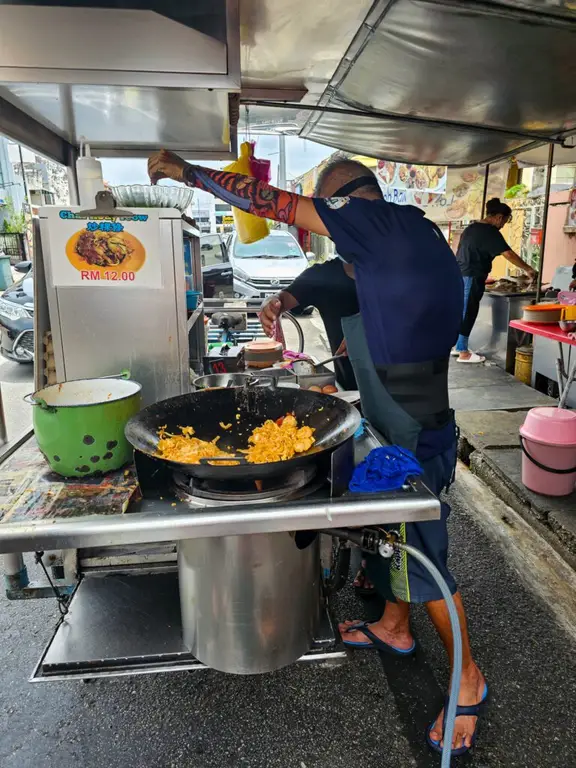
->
[0,0,239,158]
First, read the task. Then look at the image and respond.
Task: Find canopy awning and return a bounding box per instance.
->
[0,0,575,167]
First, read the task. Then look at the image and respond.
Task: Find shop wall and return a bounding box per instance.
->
[542,190,576,282]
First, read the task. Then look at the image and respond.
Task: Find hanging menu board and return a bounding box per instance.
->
[45,207,163,288]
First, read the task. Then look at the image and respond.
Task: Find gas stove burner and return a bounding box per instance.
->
[172,466,322,505]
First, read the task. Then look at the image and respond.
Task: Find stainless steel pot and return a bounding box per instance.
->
[178,533,320,674]
[192,373,272,390]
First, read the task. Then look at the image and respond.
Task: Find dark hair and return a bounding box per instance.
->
[485,197,512,218]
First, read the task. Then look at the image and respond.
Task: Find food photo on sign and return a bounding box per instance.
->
[374,161,507,225]
[45,207,163,288]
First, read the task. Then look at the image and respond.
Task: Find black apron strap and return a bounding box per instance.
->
[375,357,451,430]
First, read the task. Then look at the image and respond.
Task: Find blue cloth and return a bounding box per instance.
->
[349,445,423,493]
[353,418,368,439]
[455,275,474,352]
[313,197,463,367]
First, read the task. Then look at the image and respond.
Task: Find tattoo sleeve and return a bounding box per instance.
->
[183,165,299,225]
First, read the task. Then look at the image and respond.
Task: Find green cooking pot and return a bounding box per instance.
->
[24,371,142,478]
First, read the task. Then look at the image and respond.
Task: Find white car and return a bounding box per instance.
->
[228,229,310,301]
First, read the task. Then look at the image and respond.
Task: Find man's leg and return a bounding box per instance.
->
[427,592,486,750]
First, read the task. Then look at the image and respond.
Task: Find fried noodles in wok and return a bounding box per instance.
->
[156,414,315,465]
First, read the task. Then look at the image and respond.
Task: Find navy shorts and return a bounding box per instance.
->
[365,439,458,603]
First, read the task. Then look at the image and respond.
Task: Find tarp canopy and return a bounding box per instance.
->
[245,0,576,167]
[0,0,575,167]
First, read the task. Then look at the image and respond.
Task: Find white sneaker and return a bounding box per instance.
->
[450,348,460,356]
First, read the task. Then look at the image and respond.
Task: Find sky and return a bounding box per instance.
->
[99,135,333,189]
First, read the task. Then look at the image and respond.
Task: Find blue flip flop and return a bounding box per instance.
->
[341,621,417,656]
[426,682,489,757]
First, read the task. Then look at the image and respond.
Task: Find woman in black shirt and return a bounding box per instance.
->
[455,198,537,363]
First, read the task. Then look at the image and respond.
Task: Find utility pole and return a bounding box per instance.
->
[277,133,287,191]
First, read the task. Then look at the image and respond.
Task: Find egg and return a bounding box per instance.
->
[322,385,338,394]
[308,386,322,392]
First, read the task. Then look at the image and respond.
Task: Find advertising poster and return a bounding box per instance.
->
[375,161,507,223]
[46,207,163,288]
[376,160,448,201]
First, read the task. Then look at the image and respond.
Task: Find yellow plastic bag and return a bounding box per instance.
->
[224,142,270,244]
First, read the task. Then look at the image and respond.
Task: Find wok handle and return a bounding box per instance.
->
[198,456,248,465]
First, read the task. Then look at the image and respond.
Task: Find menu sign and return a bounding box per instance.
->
[46,207,163,288]
[374,161,507,224]
[376,160,448,201]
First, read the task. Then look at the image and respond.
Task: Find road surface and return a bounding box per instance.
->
[0,357,33,442]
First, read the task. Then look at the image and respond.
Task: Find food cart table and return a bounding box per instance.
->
[509,320,576,408]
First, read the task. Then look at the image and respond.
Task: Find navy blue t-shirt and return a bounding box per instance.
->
[312,197,463,366]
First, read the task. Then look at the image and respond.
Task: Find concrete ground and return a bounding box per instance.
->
[1,476,575,768]
[0,357,33,442]
[450,360,576,562]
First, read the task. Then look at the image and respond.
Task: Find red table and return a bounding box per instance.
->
[509,320,576,408]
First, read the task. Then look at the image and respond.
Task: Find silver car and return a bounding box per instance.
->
[228,229,310,300]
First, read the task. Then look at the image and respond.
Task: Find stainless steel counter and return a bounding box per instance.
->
[0,481,439,555]
[469,291,535,371]
[0,430,440,555]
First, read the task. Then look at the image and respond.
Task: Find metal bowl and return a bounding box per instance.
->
[559,320,576,332]
[193,373,273,390]
[110,184,194,213]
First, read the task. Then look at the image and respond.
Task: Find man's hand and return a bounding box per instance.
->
[334,338,348,357]
[148,149,187,185]
[259,296,282,337]
[569,279,576,292]
[524,266,538,282]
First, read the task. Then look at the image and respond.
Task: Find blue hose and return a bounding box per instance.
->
[398,544,462,768]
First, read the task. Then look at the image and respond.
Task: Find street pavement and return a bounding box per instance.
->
[0,357,33,441]
[1,317,575,767]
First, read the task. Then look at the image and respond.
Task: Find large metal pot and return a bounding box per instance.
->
[178,532,320,674]
[24,372,141,477]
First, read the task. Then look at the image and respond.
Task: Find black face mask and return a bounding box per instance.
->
[331,176,381,197]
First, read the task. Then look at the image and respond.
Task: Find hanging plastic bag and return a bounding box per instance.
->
[224,142,270,244]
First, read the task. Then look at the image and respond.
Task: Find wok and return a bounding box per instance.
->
[125,386,361,481]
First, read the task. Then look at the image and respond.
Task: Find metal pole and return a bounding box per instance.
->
[3,552,29,593]
[17,144,33,213]
[480,163,490,218]
[535,143,555,303]
[278,133,287,191]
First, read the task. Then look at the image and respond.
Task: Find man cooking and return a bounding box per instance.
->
[148,150,487,757]
[263,254,358,391]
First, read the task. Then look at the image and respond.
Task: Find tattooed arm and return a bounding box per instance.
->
[148,149,328,236]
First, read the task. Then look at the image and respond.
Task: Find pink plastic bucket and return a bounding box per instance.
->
[519,408,576,496]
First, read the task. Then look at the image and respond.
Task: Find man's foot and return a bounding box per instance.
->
[353,567,375,595]
[428,664,487,751]
[457,351,485,364]
[338,619,415,653]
